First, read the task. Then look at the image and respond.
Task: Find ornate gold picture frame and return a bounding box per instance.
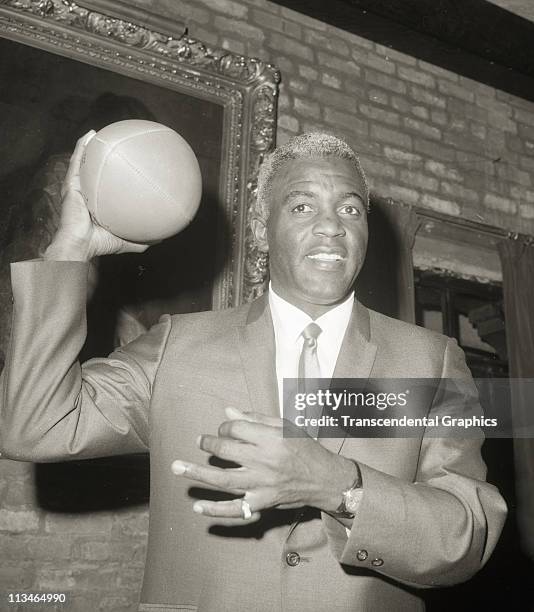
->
[0,0,279,309]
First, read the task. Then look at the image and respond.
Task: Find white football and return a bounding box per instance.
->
[79,120,202,243]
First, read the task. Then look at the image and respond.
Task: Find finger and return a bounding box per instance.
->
[64,130,96,191]
[225,407,282,428]
[115,240,151,254]
[171,459,247,494]
[217,419,279,445]
[197,434,254,464]
[78,129,98,146]
[91,227,150,256]
[192,498,260,521]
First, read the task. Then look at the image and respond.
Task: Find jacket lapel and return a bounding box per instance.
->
[236,296,379,448]
[237,294,280,419]
[319,299,378,455]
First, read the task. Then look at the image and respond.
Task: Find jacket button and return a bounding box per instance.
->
[371,558,384,567]
[286,552,301,567]
[356,549,368,561]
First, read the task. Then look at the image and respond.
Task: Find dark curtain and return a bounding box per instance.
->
[355,198,419,323]
[498,239,534,560]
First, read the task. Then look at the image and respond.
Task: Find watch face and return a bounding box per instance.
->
[345,488,364,513]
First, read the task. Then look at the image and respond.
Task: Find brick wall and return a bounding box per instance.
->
[0,460,147,611]
[144,0,534,235]
[2,1,534,610]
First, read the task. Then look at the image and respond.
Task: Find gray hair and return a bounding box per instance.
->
[254,132,369,220]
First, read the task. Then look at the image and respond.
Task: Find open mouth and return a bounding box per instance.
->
[306,252,345,262]
[305,247,347,264]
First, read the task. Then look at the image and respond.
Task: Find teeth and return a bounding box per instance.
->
[308,253,343,261]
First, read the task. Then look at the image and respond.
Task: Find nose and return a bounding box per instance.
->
[313,209,346,237]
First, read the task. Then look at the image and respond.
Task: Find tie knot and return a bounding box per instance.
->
[302,322,322,347]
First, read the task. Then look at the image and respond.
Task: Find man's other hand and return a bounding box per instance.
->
[170,407,359,520]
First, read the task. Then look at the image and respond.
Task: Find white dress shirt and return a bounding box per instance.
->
[268,283,354,416]
[269,285,361,522]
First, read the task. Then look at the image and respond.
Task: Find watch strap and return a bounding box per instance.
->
[332,459,362,518]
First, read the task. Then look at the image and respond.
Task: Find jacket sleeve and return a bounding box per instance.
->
[0,260,171,462]
[322,338,507,588]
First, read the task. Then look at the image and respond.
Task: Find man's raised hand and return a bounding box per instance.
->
[44,131,151,262]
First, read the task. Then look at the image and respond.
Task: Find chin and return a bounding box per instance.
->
[301,282,352,306]
[310,293,350,306]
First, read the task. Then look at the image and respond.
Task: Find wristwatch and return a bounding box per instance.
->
[332,460,363,519]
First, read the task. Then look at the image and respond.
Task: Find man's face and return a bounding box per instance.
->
[253,156,368,317]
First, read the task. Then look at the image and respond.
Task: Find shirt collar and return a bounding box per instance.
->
[268,282,354,343]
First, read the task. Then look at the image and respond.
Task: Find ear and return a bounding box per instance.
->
[251,216,269,253]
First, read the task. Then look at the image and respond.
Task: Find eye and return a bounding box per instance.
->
[339,204,362,216]
[291,203,313,213]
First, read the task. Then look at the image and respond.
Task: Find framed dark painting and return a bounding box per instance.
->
[0,0,279,359]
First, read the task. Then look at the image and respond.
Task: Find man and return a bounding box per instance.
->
[0,132,506,611]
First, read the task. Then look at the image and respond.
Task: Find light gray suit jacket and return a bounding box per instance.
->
[0,261,507,612]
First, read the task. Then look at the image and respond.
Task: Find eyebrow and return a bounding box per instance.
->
[284,190,315,201]
[341,191,364,201]
[283,190,316,205]
[283,190,365,204]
